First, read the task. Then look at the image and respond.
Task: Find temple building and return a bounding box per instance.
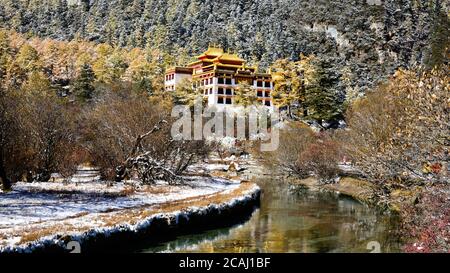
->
[164,46,274,111]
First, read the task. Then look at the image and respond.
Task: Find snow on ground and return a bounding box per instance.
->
[0,176,240,229]
[0,160,263,251]
[0,181,260,252]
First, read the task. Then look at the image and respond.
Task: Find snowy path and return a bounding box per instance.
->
[0,162,253,250]
[0,177,240,229]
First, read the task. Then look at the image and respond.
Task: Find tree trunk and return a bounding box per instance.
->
[115,165,127,182]
[115,119,167,182]
[0,158,11,190]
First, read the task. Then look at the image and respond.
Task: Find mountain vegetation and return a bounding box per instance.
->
[0,0,448,252]
[0,0,448,102]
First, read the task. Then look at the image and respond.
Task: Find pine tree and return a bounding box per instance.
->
[302,56,342,124]
[425,8,449,69]
[73,63,95,102]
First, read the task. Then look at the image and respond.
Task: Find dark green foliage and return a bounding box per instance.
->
[304,58,343,123]
[73,63,95,101]
[425,7,449,68]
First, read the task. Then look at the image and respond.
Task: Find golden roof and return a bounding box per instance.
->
[196,46,244,63]
[196,46,224,59]
[213,52,245,63]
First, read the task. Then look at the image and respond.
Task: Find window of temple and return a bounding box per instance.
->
[218,97,224,104]
[265,100,271,107]
[225,78,232,85]
[257,91,263,97]
[257,81,263,87]
[218,78,224,84]
[209,78,213,84]
[226,88,232,95]
[225,98,232,105]
[218,88,224,94]
[265,81,271,88]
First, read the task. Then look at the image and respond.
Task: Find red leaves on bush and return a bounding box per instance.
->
[402,185,450,253]
[297,137,341,183]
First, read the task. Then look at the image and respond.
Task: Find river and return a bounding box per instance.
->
[139,178,402,253]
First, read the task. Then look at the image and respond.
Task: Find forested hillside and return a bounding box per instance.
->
[0,1,449,254]
[0,0,448,99]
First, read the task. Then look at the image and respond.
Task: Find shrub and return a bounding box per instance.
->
[402,185,450,253]
[298,138,341,183]
[342,67,449,185]
[263,123,341,182]
[84,90,210,183]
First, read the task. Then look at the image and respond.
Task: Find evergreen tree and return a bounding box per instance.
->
[302,56,342,124]
[425,7,449,69]
[73,63,95,101]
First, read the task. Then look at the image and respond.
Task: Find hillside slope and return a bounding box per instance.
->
[0,0,448,97]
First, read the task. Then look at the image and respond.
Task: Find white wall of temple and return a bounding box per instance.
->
[165,73,192,90]
[200,77,274,112]
[165,74,275,112]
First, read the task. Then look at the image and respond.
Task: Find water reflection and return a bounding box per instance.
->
[141,179,401,253]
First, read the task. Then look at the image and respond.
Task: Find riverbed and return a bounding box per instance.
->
[140,178,402,253]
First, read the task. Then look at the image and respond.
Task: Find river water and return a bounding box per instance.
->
[140,178,402,253]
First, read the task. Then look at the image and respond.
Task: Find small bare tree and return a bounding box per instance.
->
[0,88,18,189]
[18,89,76,182]
[261,123,341,183]
[1,74,79,186]
[86,91,210,184]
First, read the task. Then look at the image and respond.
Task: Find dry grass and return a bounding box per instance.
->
[119,186,137,196]
[138,185,174,194]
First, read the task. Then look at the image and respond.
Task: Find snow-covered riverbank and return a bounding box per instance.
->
[0,162,261,253]
[0,177,241,229]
